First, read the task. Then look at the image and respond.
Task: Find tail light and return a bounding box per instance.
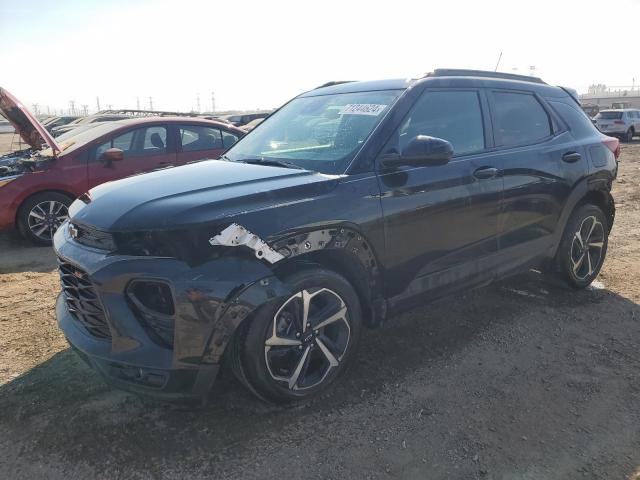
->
[602,136,621,160]
[614,120,625,124]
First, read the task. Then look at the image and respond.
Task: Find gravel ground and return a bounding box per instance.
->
[0,139,639,480]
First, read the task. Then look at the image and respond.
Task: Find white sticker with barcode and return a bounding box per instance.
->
[339,104,388,116]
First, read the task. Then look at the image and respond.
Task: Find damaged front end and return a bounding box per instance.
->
[0,148,54,186]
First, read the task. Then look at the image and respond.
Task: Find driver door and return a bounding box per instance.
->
[87,125,176,189]
[378,88,503,302]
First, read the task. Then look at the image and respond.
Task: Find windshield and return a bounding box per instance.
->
[224,90,401,174]
[596,111,623,120]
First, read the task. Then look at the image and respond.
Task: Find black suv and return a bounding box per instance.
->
[54,69,620,403]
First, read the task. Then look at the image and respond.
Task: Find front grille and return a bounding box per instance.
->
[71,223,115,251]
[58,259,111,340]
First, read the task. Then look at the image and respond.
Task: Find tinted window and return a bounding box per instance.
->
[141,126,167,154]
[595,111,623,120]
[550,101,598,139]
[492,92,551,147]
[180,125,223,152]
[398,90,485,155]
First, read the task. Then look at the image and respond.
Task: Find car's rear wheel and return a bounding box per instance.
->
[17,192,72,245]
[231,268,362,403]
[556,204,609,289]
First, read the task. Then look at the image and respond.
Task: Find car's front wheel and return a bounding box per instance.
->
[17,192,72,246]
[556,204,609,289]
[231,268,362,403]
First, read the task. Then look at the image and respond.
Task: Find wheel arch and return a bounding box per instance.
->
[549,179,615,262]
[270,226,386,329]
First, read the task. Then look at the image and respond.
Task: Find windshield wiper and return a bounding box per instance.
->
[235,157,305,170]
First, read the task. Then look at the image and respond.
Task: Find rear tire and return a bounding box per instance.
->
[17,192,72,246]
[555,204,609,289]
[231,268,362,403]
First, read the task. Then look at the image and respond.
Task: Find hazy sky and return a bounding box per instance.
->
[2,0,639,114]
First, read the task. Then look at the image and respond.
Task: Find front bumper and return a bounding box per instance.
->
[53,224,288,401]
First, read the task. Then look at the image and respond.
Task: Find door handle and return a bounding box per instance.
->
[562,152,582,163]
[473,166,499,179]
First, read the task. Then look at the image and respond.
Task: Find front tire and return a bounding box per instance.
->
[556,204,609,289]
[232,268,362,403]
[17,192,72,246]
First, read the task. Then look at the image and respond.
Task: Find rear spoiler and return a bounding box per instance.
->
[559,86,580,105]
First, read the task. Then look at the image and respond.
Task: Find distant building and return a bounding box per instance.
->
[580,84,640,109]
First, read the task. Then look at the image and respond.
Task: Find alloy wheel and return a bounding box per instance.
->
[28,200,69,241]
[570,215,605,280]
[264,288,351,391]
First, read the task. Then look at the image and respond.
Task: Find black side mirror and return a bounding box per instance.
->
[101,148,124,165]
[382,135,453,167]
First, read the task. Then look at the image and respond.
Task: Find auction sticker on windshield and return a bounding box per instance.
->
[340,104,387,116]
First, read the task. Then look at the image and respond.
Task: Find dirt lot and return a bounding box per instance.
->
[1,139,639,480]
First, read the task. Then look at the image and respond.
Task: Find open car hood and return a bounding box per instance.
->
[0,87,61,154]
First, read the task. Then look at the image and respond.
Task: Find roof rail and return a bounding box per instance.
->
[428,69,546,85]
[96,109,200,117]
[314,81,357,89]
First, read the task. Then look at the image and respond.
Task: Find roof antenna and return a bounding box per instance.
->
[494,52,503,72]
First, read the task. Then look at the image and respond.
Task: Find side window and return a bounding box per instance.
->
[397,90,485,156]
[550,101,598,140]
[492,92,552,147]
[222,131,239,149]
[140,126,167,155]
[179,125,223,152]
[94,131,134,159]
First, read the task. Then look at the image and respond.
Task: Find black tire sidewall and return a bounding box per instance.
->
[557,204,609,289]
[17,192,72,246]
[239,267,362,403]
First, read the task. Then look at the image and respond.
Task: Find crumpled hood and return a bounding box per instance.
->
[71,160,340,232]
[0,87,61,153]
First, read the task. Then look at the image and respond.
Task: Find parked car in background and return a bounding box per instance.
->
[0,87,245,244]
[219,112,271,127]
[241,117,265,132]
[594,109,640,142]
[0,118,14,133]
[53,69,619,403]
[43,115,80,132]
[51,114,132,137]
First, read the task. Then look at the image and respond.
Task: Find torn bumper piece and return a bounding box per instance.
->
[209,223,284,264]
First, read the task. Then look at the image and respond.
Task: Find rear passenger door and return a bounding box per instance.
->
[87,125,176,188]
[487,90,587,273]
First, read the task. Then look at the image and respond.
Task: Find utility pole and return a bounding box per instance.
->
[211,91,215,113]
[32,103,40,116]
[69,100,76,115]
[149,96,154,111]
[529,65,536,77]
[107,104,113,110]
[81,104,88,116]
[136,96,140,110]
[196,92,201,113]
[96,96,101,112]
[47,106,51,115]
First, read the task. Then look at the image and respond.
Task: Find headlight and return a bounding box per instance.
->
[0,175,21,188]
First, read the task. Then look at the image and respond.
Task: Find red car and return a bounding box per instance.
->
[0,87,245,244]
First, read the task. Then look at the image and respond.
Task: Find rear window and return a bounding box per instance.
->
[550,101,598,139]
[596,111,623,120]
